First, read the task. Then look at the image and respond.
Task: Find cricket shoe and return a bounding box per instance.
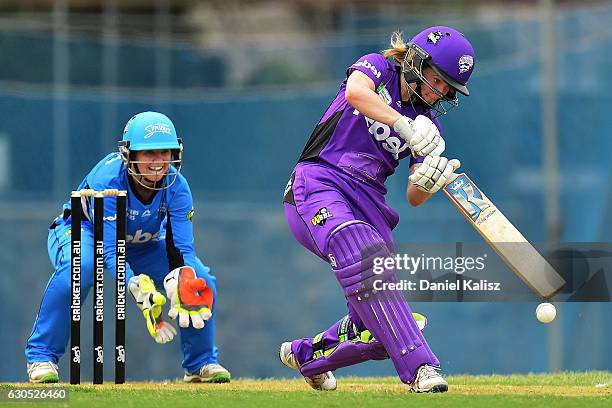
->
[27,362,59,383]
[409,365,448,393]
[184,363,231,383]
[279,342,337,391]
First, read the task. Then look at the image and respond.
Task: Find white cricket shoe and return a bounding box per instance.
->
[409,364,448,393]
[27,362,59,383]
[184,363,231,383]
[279,342,337,391]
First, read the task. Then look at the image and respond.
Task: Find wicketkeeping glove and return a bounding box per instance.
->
[163,266,213,329]
[128,274,177,344]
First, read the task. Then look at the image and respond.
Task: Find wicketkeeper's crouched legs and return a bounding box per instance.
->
[26,224,95,364]
[326,220,439,384]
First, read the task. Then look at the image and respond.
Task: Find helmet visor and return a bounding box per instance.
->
[427,61,469,96]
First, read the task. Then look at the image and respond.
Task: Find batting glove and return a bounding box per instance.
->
[128,274,177,344]
[410,156,461,194]
[394,115,445,157]
[163,266,213,329]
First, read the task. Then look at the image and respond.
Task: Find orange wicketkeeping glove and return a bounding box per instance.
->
[163,266,213,329]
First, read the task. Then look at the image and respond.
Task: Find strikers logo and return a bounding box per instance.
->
[311,207,333,227]
[144,123,172,139]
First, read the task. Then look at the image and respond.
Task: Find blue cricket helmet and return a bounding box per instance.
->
[121,111,181,150]
[118,111,184,190]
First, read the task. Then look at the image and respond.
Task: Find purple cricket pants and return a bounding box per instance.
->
[283,162,438,383]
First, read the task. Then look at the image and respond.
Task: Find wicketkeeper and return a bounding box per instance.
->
[280,26,476,392]
[25,111,230,383]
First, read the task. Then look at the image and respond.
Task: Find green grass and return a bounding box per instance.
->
[1,371,610,408]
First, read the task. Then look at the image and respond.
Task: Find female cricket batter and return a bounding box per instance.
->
[26,111,230,383]
[280,27,476,392]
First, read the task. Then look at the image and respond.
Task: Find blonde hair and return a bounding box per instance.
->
[383,31,413,64]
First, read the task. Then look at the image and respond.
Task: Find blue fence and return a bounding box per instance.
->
[1,4,611,381]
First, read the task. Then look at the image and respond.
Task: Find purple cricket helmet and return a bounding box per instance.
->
[408,26,476,96]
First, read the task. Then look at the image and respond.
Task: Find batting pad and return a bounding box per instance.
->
[327,221,439,383]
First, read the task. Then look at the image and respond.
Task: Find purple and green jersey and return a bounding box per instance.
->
[284,53,443,383]
[297,53,441,195]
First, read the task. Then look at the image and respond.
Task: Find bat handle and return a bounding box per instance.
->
[445,159,462,185]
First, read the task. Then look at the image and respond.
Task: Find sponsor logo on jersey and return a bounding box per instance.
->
[144,123,172,139]
[311,207,333,227]
[376,84,392,105]
[126,229,161,244]
[354,59,381,79]
[127,208,139,220]
[459,55,474,74]
[141,209,152,218]
[353,109,409,160]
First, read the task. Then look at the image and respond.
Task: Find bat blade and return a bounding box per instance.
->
[444,173,565,299]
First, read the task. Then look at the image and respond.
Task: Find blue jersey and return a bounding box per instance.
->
[58,152,196,279]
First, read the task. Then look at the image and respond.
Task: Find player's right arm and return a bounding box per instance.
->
[345,70,401,126]
[345,61,444,157]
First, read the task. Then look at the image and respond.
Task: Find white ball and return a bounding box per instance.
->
[536,302,557,324]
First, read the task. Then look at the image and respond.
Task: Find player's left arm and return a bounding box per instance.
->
[164,178,197,268]
[407,163,432,207]
[407,119,459,206]
[407,157,461,206]
[162,179,213,329]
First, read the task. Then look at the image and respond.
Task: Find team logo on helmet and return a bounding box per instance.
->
[144,123,172,139]
[458,55,474,74]
[427,31,444,44]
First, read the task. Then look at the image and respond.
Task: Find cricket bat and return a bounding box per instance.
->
[443,172,566,299]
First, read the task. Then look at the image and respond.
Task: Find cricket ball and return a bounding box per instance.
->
[535,302,557,324]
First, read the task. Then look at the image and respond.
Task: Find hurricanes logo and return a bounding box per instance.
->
[311,208,333,227]
[459,55,474,74]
